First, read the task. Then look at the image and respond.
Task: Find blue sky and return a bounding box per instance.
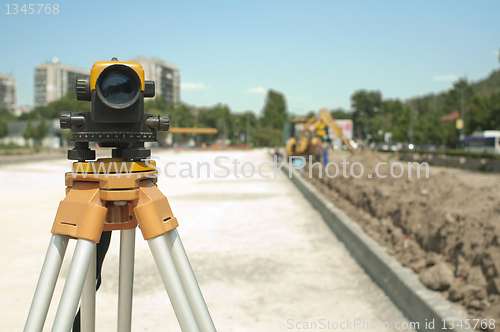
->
[1,0,499,115]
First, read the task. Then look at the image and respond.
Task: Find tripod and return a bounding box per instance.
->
[23,158,217,332]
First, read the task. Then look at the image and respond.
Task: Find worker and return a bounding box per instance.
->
[313,140,322,163]
[321,139,329,167]
[274,145,283,161]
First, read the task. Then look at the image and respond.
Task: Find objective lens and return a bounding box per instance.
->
[99,73,137,104]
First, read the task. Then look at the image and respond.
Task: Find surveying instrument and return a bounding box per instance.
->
[23,58,217,332]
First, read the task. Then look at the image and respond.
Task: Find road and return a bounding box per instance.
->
[0,148,412,331]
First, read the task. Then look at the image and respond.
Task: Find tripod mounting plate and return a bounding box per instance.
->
[70,158,156,175]
[54,159,178,242]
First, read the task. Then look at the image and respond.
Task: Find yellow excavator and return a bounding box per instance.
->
[285,108,357,157]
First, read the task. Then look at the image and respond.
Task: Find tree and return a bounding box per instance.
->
[465,94,489,133]
[305,111,316,118]
[260,89,288,130]
[22,120,37,142]
[241,111,258,145]
[253,127,282,147]
[19,91,89,121]
[351,90,382,113]
[0,109,15,138]
[197,103,232,142]
[350,90,382,140]
[36,118,49,142]
[144,96,175,115]
[0,120,7,138]
[22,119,49,146]
[487,91,500,130]
[413,109,444,144]
[390,104,411,143]
[330,108,352,120]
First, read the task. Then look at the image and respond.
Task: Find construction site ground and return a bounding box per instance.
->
[1,148,414,332]
[304,149,500,330]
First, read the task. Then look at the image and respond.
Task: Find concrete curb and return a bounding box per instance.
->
[282,162,471,332]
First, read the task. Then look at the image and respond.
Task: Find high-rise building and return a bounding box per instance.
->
[34,61,87,107]
[0,73,17,113]
[129,56,180,107]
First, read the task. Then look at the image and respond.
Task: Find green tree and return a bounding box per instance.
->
[19,91,89,121]
[241,111,257,145]
[350,90,382,140]
[22,119,49,146]
[413,110,444,144]
[390,104,411,143]
[351,90,382,113]
[330,108,352,120]
[144,96,175,115]
[22,120,37,141]
[198,104,231,130]
[305,111,316,118]
[197,103,232,142]
[223,111,258,144]
[487,91,500,129]
[0,120,7,138]
[0,109,15,138]
[260,89,288,130]
[465,94,489,133]
[254,127,282,147]
[36,118,49,142]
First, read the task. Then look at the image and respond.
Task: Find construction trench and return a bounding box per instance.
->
[299,148,500,331]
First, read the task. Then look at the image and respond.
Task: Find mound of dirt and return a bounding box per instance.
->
[305,149,500,330]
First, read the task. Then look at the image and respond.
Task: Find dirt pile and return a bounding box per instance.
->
[305,149,500,329]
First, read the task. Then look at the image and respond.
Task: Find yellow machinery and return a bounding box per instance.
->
[169,127,218,134]
[286,108,357,157]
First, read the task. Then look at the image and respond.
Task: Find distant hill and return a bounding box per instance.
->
[408,67,500,109]
[471,68,500,96]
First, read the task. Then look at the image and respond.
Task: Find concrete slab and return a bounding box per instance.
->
[1,149,413,331]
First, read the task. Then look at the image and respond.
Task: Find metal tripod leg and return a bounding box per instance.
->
[118,229,136,332]
[24,234,69,332]
[148,234,201,332]
[81,244,96,332]
[51,238,96,332]
[165,229,216,332]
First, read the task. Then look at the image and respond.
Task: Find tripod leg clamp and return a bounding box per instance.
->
[134,179,179,240]
[51,182,108,242]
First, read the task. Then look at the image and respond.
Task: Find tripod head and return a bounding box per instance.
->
[61,58,170,161]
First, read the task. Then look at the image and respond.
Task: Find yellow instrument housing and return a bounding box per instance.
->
[90,61,146,91]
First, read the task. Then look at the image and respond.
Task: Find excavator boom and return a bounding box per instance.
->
[319,109,357,152]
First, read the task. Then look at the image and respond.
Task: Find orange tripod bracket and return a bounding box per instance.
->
[51,159,179,242]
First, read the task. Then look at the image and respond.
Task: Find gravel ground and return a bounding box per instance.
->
[1,148,412,331]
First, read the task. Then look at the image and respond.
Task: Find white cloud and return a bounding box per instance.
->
[246,86,266,94]
[432,74,458,82]
[181,83,205,90]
